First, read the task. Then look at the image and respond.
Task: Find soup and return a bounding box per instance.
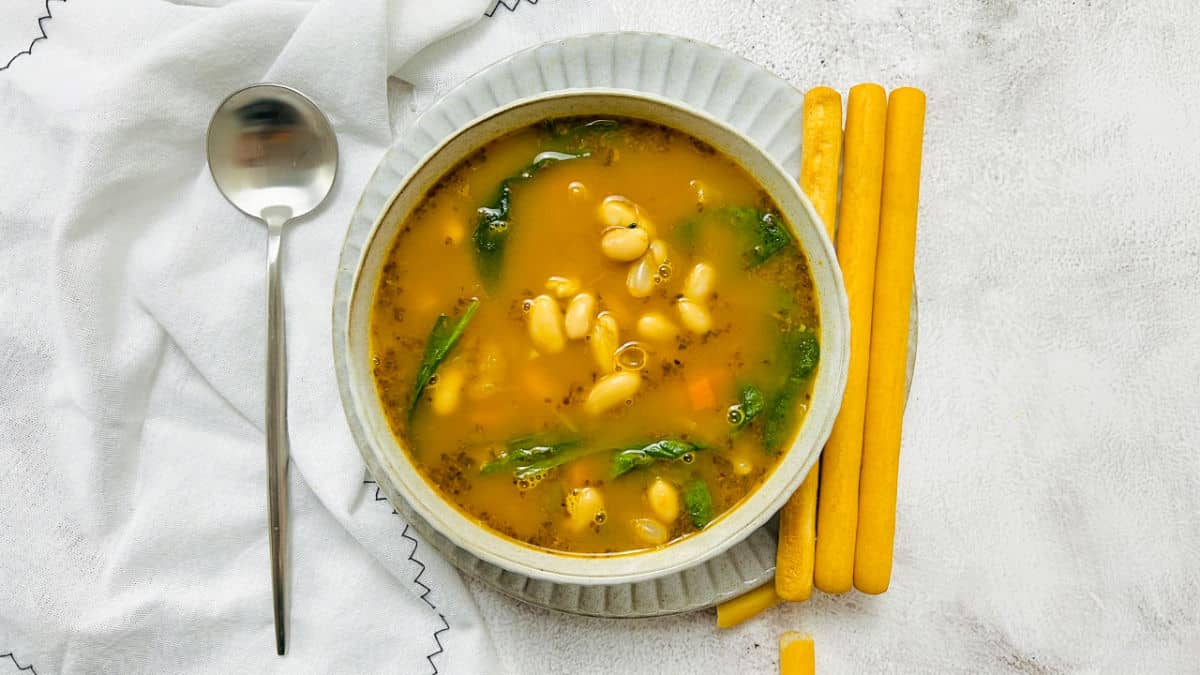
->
[369,117,820,554]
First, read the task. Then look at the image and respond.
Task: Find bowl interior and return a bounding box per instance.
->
[342,90,849,585]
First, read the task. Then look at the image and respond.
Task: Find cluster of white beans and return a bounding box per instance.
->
[563,476,681,544]
[521,196,719,418]
[598,196,717,335]
[522,275,642,417]
[520,193,716,544]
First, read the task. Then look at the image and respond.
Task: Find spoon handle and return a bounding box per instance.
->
[265,214,290,655]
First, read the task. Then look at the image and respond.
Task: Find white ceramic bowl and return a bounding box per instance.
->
[337,89,849,586]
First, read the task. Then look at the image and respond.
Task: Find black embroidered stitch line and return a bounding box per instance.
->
[363,479,449,674]
[485,0,538,18]
[1,652,38,675]
[400,523,437,610]
[0,0,66,73]
[365,478,399,514]
[426,613,450,674]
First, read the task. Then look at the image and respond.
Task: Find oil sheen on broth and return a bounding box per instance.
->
[370,117,820,554]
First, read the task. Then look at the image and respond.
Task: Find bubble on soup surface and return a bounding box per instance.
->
[614,342,647,370]
[727,406,745,426]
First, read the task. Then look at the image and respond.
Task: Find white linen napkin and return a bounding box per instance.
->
[0,1,615,673]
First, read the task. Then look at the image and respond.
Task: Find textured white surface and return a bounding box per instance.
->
[468,1,1200,673]
[1,0,1198,673]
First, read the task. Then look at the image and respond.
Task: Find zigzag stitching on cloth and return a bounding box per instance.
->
[426,613,450,675]
[400,523,437,610]
[0,0,67,73]
[363,480,450,674]
[485,0,539,18]
[0,652,38,675]
[369,480,399,514]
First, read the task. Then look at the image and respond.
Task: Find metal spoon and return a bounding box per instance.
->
[206,84,338,655]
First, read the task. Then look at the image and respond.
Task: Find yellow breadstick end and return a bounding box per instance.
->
[854,87,926,595]
[716,582,780,628]
[779,631,815,675]
[799,86,843,239]
[777,86,842,602]
[813,83,887,594]
[776,464,819,600]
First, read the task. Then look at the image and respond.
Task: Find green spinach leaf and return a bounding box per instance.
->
[683,479,715,529]
[727,207,791,268]
[672,206,793,269]
[762,330,820,452]
[741,385,766,418]
[783,330,820,379]
[480,435,584,480]
[610,439,706,478]
[408,298,480,418]
[729,384,766,430]
[763,383,801,452]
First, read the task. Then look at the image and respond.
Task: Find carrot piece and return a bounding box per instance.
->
[715,582,780,628]
[686,375,717,411]
[776,86,842,602]
[779,631,815,675]
[854,88,926,595]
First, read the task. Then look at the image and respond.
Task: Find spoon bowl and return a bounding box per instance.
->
[207,84,337,220]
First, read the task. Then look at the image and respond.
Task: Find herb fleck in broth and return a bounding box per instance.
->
[369,116,820,554]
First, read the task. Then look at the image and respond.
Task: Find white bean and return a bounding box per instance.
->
[626,255,655,298]
[584,370,641,415]
[599,196,656,237]
[649,239,669,266]
[431,362,465,415]
[647,478,680,522]
[544,276,581,298]
[598,196,639,228]
[601,226,650,261]
[566,486,605,531]
[683,261,716,300]
[637,312,678,342]
[527,294,566,354]
[676,297,713,334]
[564,293,596,339]
[590,312,620,373]
[631,517,670,546]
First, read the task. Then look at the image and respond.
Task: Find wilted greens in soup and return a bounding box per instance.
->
[369,117,820,554]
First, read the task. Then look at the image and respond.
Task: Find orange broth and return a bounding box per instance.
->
[369,117,820,554]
